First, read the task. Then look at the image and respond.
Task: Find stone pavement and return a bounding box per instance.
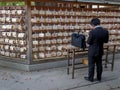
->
[0,59,120,90]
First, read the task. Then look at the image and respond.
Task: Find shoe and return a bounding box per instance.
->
[94,78,101,82]
[84,77,93,82]
[97,79,101,82]
[97,77,101,82]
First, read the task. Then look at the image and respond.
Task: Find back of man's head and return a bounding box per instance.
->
[90,18,100,26]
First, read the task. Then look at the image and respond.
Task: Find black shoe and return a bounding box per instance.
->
[97,77,101,82]
[95,78,101,82]
[84,77,93,82]
[97,79,101,82]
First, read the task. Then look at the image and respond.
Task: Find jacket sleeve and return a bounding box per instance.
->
[104,30,109,43]
[87,31,94,45]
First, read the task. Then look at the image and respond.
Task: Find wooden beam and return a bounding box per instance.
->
[0,0,24,2]
[30,0,120,6]
[25,0,33,64]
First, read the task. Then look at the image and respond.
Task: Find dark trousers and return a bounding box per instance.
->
[88,55,103,80]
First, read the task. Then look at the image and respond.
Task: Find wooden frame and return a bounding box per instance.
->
[0,0,120,65]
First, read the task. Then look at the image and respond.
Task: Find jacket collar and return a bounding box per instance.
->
[95,25,102,29]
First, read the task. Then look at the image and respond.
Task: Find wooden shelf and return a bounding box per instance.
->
[0,42,27,47]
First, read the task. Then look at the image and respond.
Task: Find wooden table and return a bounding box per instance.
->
[63,43,120,79]
[104,43,120,71]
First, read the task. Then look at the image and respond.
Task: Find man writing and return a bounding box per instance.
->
[84,18,109,82]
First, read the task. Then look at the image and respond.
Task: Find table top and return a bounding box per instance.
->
[63,42,120,50]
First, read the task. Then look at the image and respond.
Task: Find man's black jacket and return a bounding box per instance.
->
[87,26,109,57]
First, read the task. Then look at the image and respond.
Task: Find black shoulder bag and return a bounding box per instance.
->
[71,32,86,50]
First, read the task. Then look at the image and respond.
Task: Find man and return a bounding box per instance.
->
[84,18,109,82]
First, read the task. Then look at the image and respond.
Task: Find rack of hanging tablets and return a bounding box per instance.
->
[0,6,27,60]
[1,0,120,62]
[29,0,120,61]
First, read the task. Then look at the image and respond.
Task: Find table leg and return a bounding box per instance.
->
[105,46,109,68]
[72,49,75,79]
[111,45,116,71]
[67,49,70,75]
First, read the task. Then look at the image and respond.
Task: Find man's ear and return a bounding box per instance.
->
[91,25,95,29]
[89,24,94,29]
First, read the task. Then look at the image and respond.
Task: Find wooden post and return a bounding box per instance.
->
[111,45,116,71]
[25,0,32,64]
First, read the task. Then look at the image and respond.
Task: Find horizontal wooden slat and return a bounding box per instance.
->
[0,0,25,2]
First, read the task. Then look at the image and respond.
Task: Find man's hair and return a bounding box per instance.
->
[90,18,100,26]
